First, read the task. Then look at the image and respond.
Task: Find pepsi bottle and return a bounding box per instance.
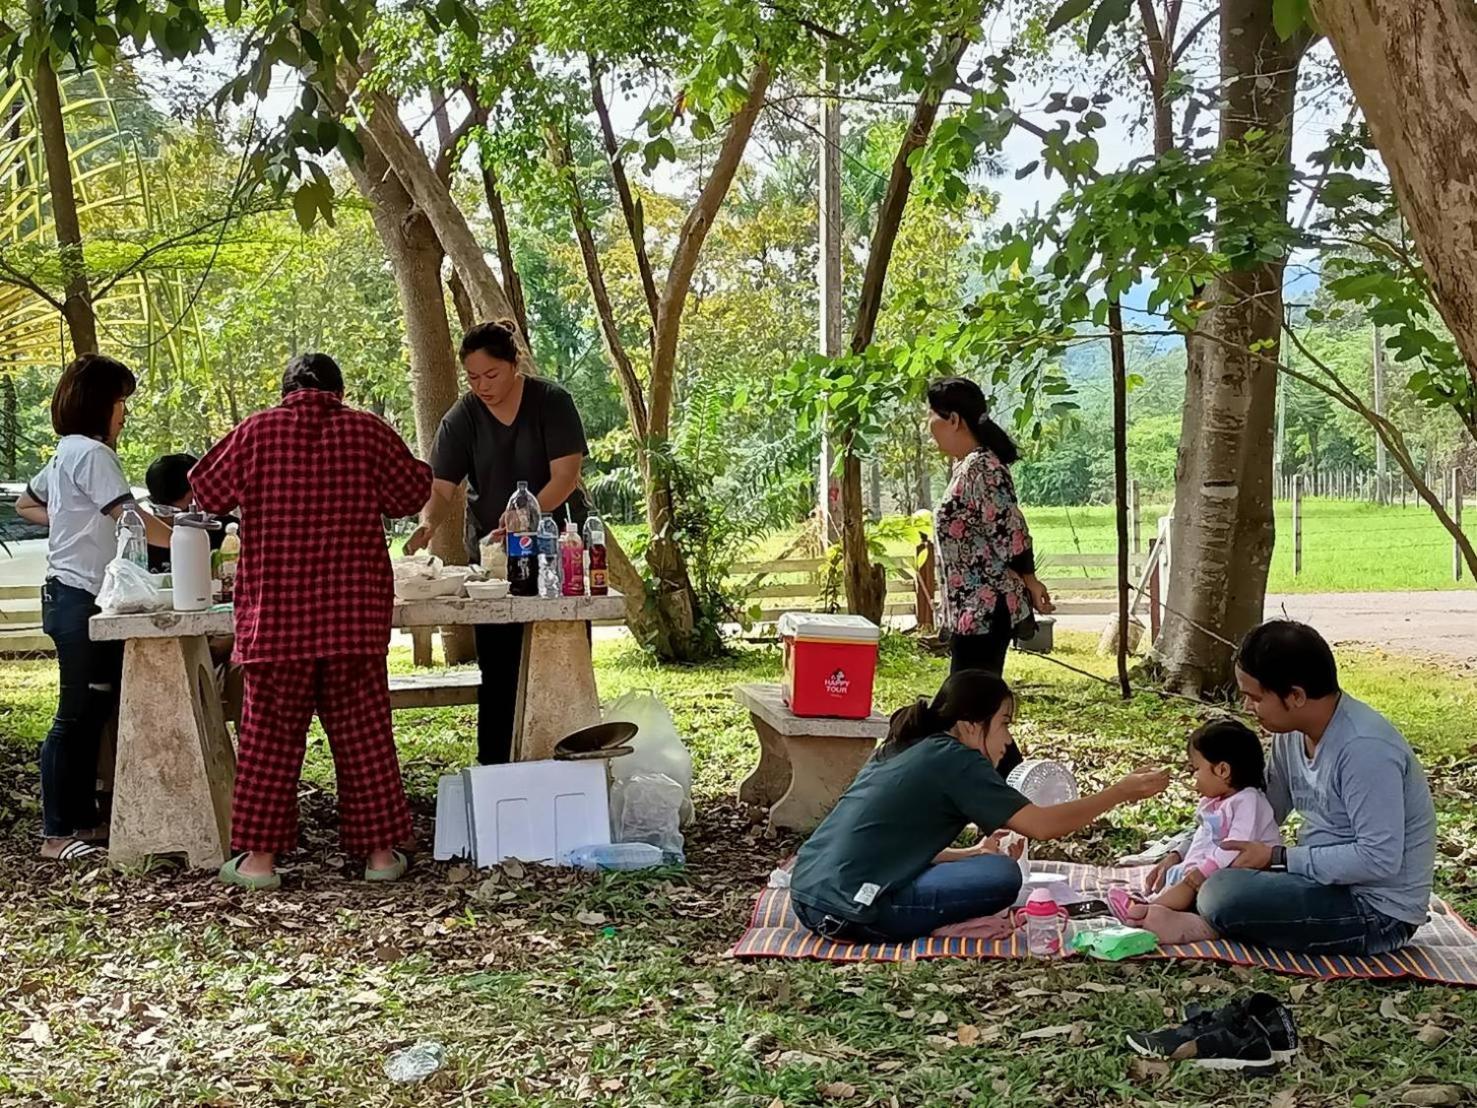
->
[503,481,541,597]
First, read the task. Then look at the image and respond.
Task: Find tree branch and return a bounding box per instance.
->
[648,57,771,439]
[1172,7,1219,64]
[589,55,661,335]
[1281,323,1477,576]
[552,123,649,442]
[0,252,65,308]
[852,34,971,353]
[432,101,483,186]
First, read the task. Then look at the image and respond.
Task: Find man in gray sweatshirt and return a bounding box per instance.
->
[1198,620,1436,956]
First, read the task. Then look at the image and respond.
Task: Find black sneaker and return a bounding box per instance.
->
[1126,991,1297,1073]
[1239,992,1299,1064]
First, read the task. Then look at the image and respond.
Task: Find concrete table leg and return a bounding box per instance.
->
[738,714,792,808]
[767,735,876,832]
[514,621,600,762]
[109,635,236,869]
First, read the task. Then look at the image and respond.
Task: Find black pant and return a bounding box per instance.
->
[40,580,123,837]
[948,597,1022,777]
[473,622,524,765]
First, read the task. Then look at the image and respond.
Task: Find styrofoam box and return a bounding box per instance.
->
[461,759,611,867]
[433,773,471,861]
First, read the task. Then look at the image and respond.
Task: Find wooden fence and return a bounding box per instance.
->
[0,584,46,655]
[1288,469,1469,581]
[727,548,1147,629]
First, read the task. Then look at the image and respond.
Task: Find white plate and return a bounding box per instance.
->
[394,576,466,601]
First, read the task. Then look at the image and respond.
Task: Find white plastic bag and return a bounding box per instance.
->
[97,557,163,613]
[613,773,685,861]
[604,690,694,824]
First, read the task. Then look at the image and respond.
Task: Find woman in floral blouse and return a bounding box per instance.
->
[929,378,1054,689]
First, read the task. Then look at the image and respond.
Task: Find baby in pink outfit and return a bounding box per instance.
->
[1112,719,1281,923]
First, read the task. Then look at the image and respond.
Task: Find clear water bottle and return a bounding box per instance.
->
[566,842,664,872]
[536,517,561,598]
[537,554,560,599]
[116,505,148,569]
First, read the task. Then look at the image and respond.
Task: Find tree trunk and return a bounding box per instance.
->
[344,122,476,663]
[33,53,96,355]
[481,165,529,337]
[1,372,16,479]
[590,55,660,334]
[584,59,771,661]
[1158,0,1306,696]
[1310,0,1477,398]
[840,35,970,624]
[1108,298,1131,699]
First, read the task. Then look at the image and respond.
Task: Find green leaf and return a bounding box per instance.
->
[224,0,241,21]
[292,183,320,231]
[337,125,364,168]
[1085,0,1131,52]
[1272,0,1309,40]
[454,3,479,40]
[1045,0,1094,33]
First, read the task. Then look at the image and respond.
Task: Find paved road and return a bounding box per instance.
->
[1053,590,1477,663]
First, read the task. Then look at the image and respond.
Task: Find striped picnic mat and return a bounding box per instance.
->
[732,860,1477,985]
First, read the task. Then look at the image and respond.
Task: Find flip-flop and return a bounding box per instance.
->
[365,850,408,883]
[45,838,105,863]
[1107,886,1146,924]
[219,854,281,890]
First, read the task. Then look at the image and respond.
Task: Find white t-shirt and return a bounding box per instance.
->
[27,435,134,595]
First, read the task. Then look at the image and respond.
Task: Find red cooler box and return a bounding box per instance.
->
[779,612,881,719]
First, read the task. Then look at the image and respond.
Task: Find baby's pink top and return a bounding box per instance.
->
[1181,788,1281,871]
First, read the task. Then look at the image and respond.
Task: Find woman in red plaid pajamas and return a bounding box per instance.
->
[190,353,432,889]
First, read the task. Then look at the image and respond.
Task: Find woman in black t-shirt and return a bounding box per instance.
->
[407,321,589,764]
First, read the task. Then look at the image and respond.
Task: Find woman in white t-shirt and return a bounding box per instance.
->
[16,354,170,862]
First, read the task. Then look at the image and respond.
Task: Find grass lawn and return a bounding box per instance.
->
[1,635,1475,1105]
[729,499,1473,596]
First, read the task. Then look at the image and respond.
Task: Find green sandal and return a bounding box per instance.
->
[219,854,281,890]
[365,850,408,883]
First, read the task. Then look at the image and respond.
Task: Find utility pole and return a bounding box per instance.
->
[816,53,843,544]
[1274,368,1286,498]
[1373,324,1387,504]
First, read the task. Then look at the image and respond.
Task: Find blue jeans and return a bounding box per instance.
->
[40,580,123,838]
[1198,868,1419,957]
[795,854,1023,943]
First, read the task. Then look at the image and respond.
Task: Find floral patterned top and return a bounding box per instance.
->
[934,449,1035,636]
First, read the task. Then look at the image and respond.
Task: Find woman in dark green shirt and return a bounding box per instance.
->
[790,671,1170,943]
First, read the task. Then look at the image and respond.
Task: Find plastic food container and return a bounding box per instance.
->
[778,612,880,719]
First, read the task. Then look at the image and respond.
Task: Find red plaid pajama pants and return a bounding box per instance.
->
[233,655,411,855]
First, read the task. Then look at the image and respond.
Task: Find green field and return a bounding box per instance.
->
[723,498,1473,596]
[2,637,1475,1105]
[1028,499,1472,595]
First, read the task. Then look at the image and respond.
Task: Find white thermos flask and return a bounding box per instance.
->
[170,512,216,611]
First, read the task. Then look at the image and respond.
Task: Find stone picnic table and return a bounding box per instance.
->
[90,591,625,869]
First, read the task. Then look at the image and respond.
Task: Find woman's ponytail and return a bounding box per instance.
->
[877,670,1014,761]
[928,376,1019,466]
[971,413,1019,466]
[882,698,939,758]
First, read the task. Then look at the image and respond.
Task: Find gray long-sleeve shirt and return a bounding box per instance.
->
[1267,694,1436,926]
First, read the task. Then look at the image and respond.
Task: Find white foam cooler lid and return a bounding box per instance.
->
[777,612,881,643]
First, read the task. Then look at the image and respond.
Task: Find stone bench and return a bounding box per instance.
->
[734,683,887,833]
[388,671,481,710]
